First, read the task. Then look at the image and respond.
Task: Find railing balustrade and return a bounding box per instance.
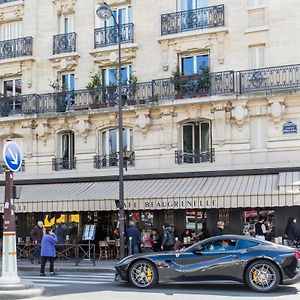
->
[94,23,134,48]
[161,5,225,36]
[53,32,77,55]
[175,149,215,164]
[52,157,76,171]
[0,37,33,60]
[1,64,300,118]
[94,153,135,168]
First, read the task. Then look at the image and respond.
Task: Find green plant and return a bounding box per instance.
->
[49,79,68,92]
[171,66,183,92]
[198,64,210,91]
[128,74,138,98]
[86,71,102,89]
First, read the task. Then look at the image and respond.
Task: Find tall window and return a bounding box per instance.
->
[59,14,74,34]
[0,21,22,41]
[95,6,132,28]
[102,65,131,85]
[3,78,21,96]
[181,54,209,75]
[61,131,75,160]
[180,0,207,10]
[249,45,265,68]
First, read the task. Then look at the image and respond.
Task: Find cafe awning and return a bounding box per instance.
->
[0,172,298,213]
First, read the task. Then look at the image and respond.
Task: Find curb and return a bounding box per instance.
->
[18,266,115,273]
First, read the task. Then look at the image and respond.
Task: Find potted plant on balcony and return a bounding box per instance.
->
[197,64,210,96]
[106,83,118,107]
[171,66,183,99]
[49,79,69,112]
[86,71,106,109]
[127,74,138,105]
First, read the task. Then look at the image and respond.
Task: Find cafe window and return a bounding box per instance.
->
[185,210,207,234]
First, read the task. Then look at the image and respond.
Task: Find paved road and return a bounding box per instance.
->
[19,271,300,300]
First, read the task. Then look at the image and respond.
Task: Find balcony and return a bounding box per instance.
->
[161,5,224,36]
[175,149,215,164]
[53,32,77,55]
[94,23,134,48]
[52,157,76,171]
[94,152,135,169]
[0,37,33,60]
[0,160,25,172]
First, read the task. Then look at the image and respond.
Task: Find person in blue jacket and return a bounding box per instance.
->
[40,227,58,276]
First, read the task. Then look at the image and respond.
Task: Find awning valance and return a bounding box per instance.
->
[0,172,298,212]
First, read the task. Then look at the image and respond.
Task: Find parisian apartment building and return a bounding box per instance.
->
[0,0,299,242]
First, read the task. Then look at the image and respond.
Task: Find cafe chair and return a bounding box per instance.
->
[99,240,109,260]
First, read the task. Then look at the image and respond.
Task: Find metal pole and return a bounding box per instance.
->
[0,170,20,284]
[117,14,125,259]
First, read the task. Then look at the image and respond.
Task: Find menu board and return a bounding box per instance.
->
[82,224,96,241]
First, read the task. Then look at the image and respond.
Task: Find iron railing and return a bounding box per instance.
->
[1,64,300,117]
[94,153,135,168]
[175,149,215,164]
[94,23,134,48]
[0,36,33,60]
[237,64,300,94]
[161,5,224,36]
[52,157,76,171]
[0,0,19,4]
[53,32,77,55]
[0,159,25,172]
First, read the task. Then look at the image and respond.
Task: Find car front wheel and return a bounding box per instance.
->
[245,259,280,293]
[128,260,158,288]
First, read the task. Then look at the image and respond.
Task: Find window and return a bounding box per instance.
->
[249,45,265,68]
[61,73,75,111]
[180,0,208,10]
[62,73,75,91]
[0,21,22,41]
[200,239,237,252]
[236,240,259,250]
[55,131,75,170]
[100,128,133,167]
[102,65,131,85]
[181,54,209,75]
[59,14,74,34]
[3,78,21,96]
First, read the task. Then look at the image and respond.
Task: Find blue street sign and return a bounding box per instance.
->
[3,142,22,172]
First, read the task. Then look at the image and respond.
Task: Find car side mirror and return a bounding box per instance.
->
[192,247,203,255]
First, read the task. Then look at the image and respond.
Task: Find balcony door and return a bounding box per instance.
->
[61,73,74,111]
[59,15,74,34]
[61,131,75,169]
[181,0,207,11]
[182,121,210,163]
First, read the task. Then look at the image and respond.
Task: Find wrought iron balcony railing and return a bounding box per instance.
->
[53,32,77,55]
[0,0,19,4]
[0,37,33,60]
[94,23,134,48]
[94,153,135,169]
[0,160,25,172]
[175,149,215,164]
[161,4,224,36]
[2,64,300,117]
[52,157,76,171]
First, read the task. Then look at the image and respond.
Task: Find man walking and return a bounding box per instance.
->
[161,224,175,251]
[254,217,267,241]
[29,221,45,264]
[126,222,141,254]
[212,221,225,236]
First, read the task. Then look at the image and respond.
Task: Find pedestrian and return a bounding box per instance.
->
[254,217,267,241]
[29,221,45,264]
[197,222,211,241]
[161,223,175,251]
[211,221,224,236]
[285,217,300,247]
[150,228,161,252]
[40,228,58,276]
[126,222,141,254]
[54,222,67,244]
[141,229,153,253]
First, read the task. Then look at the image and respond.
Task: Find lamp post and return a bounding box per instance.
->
[96,2,125,259]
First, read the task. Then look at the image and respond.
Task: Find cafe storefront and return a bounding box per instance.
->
[1,171,300,243]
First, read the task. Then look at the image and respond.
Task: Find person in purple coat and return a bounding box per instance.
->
[40,228,58,276]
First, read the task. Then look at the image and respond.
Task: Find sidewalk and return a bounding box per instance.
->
[1,259,117,273]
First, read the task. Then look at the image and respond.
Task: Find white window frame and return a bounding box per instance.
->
[180,53,209,74]
[59,14,74,34]
[249,45,265,68]
[2,77,22,96]
[102,65,131,85]
[59,131,75,159]
[247,0,266,7]
[179,0,208,11]
[0,21,22,41]
[61,73,75,91]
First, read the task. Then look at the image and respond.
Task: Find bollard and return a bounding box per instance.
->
[129,237,132,256]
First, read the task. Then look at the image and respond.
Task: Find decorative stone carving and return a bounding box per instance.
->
[211,102,228,147]
[36,123,51,145]
[232,103,248,130]
[136,110,151,137]
[0,2,24,24]
[76,118,91,143]
[188,105,201,119]
[53,0,76,15]
[49,54,80,71]
[268,100,285,127]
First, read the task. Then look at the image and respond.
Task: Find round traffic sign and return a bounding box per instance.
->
[3,142,22,172]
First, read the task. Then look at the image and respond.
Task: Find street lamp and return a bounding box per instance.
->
[96,2,126,259]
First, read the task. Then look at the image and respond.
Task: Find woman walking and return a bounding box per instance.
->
[285,217,300,247]
[40,228,58,276]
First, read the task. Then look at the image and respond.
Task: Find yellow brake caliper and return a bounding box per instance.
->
[146,267,153,283]
[252,270,260,283]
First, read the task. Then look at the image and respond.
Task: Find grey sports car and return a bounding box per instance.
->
[115,235,300,292]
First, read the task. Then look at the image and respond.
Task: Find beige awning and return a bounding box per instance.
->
[0,172,298,212]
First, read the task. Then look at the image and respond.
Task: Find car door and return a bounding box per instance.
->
[176,238,242,282]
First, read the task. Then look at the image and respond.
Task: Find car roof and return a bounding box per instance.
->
[203,234,267,243]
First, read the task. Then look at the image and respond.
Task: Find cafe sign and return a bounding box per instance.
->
[283,121,297,134]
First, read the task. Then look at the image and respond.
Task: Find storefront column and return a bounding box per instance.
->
[206,209,219,232]
[228,208,243,235]
[174,210,185,238]
[153,211,164,235]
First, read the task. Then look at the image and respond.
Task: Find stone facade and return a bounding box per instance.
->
[0,0,299,182]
